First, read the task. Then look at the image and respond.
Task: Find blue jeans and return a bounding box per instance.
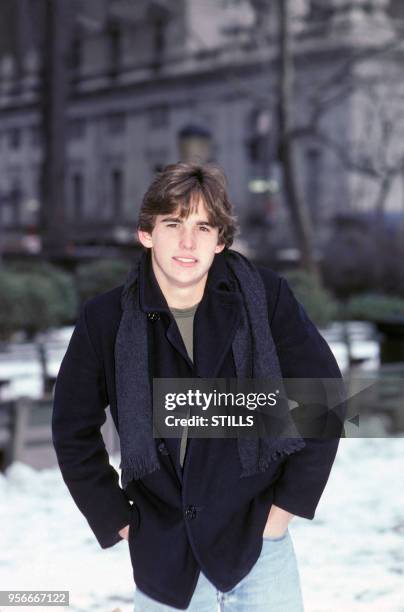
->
[133,528,304,611]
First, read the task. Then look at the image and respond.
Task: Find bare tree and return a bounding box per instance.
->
[221,0,321,275]
[276,0,319,275]
[224,0,404,277]
[40,0,73,257]
[306,70,404,222]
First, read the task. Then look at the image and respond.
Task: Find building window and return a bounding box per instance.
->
[71,35,82,72]
[106,113,126,135]
[111,169,123,218]
[72,172,84,220]
[148,105,169,129]
[149,4,169,69]
[309,1,333,21]
[68,119,86,140]
[9,128,21,149]
[246,108,271,168]
[153,18,166,58]
[8,181,22,226]
[306,148,321,226]
[109,24,122,76]
[31,126,41,148]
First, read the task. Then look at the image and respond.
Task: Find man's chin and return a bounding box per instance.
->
[171,276,202,288]
[169,270,207,288]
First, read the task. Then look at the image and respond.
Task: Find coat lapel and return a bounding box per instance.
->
[193,254,243,378]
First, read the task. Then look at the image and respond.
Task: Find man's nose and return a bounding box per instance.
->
[179,228,196,249]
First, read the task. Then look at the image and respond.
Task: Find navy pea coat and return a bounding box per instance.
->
[52,250,343,609]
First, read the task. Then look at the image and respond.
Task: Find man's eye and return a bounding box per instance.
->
[166,223,178,228]
[199,226,210,232]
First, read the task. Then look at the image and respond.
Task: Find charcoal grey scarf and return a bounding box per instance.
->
[116,249,306,487]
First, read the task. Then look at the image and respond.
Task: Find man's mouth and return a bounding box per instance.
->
[172,256,198,266]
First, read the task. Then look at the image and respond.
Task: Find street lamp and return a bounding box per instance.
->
[177,124,212,163]
[0,188,17,262]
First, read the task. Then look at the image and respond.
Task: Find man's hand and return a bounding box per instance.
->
[118,524,130,541]
[263,504,294,538]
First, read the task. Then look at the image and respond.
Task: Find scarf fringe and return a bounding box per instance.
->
[120,454,160,488]
[239,438,306,478]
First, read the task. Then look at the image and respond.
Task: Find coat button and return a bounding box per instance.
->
[184,505,197,520]
[157,441,169,455]
[147,312,160,322]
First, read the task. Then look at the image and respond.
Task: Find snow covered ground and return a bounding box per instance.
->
[0,328,73,400]
[1,439,404,612]
[1,324,403,611]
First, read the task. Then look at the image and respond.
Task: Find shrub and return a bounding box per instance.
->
[343,293,404,322]
[283,269,339,328]
[0,268,24,341]
[76,258,130,304]
[321,215,379,297]
[0,263,77,339]
[322,213,404,299]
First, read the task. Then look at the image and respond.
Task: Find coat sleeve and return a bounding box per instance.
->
[268,275,346,520]
[52,301,133,548]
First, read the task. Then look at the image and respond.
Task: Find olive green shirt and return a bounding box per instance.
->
[169,302,199,468]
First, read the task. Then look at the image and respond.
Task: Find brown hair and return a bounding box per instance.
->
[137,161,238,247]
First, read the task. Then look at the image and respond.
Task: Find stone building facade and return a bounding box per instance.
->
[0,0,403,257]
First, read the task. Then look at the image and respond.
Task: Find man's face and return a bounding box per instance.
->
[138,199,225,298]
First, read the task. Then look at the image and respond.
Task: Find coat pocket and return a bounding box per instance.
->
[128,502,140,544]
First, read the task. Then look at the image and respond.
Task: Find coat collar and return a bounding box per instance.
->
[138,248,238,313]
[138,249,243,377]
[138,249,170,315]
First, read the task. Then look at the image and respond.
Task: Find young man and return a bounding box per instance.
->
[52,162,344,611]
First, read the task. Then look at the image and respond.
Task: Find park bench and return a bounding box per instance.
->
[346,362,404,434]
[0,397,53,471]
[0,397,120,471]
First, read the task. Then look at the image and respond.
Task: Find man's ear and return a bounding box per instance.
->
[214,242,225,254]
[138,229,153,248]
